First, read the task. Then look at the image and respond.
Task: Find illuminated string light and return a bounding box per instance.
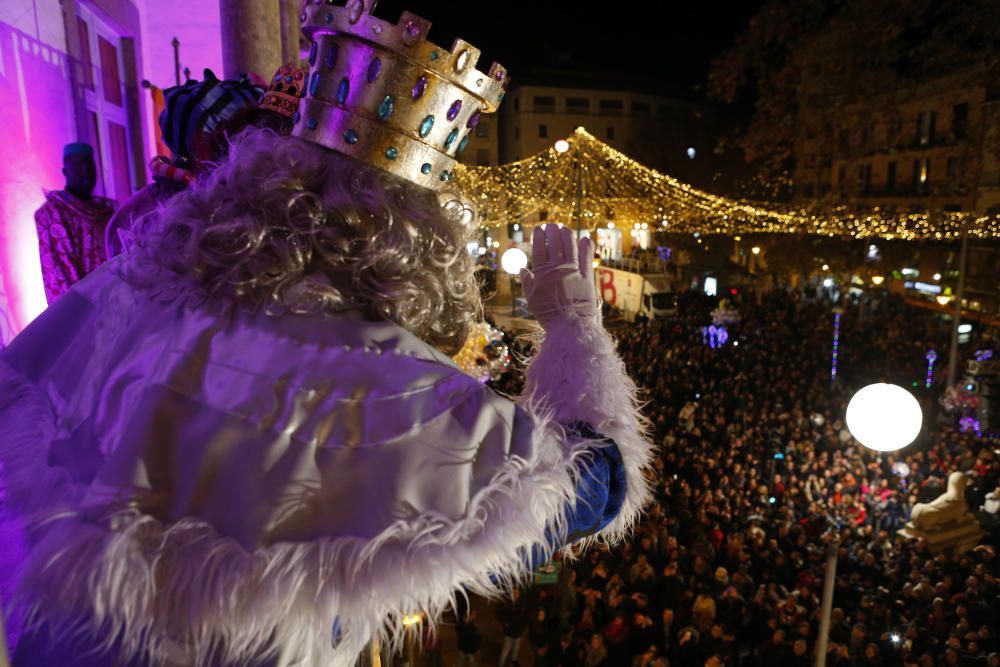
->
[454,128,1000,240]
[831,310,842,383]
[925,349,937,389]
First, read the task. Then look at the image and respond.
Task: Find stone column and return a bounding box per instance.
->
[219,0,282,80]
[278,0,303,65]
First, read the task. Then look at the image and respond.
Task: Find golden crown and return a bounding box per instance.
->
[292,0,508,191]
[260,63,308,118]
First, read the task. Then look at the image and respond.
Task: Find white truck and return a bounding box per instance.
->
[595,267,677,322]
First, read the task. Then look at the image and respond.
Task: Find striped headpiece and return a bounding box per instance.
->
[159,69,263,159]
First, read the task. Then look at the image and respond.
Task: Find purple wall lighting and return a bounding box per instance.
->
[0,22,77,343]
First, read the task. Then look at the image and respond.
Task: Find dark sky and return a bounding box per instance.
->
[374,1,764,98]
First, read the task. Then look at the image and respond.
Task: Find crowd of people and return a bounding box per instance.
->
[465,289,999,667]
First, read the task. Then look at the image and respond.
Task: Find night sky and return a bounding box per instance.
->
[374,1,764,99]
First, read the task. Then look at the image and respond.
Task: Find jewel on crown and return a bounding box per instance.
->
[292,0,509,191]
[260,63,308,118]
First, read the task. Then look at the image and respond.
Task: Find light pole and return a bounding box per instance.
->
[947,221,970,389]
[817,383,922,666]
[815,535,839,667]
[501,248,528,316]
[554,138,583,241]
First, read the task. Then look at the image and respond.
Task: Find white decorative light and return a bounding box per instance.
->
[500,247,528,275]
[846,383,922,452]
[554,139,570,153]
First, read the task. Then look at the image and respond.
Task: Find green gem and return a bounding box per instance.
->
[377,95,394,121]
[444,128,459,150]
[421,163,432,174]
[430,50,440,61]
[386,146,399,160]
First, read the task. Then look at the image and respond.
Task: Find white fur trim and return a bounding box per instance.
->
[0,357,597,667]
[520,315,654,544]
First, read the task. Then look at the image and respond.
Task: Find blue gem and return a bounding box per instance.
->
[336,77,349,104]
[457,134,470,154]
[285,75,293,83]
[421,163,432,174]
[325,12,334,23]
[308,41,318,66]
[309,71,320,96]
[292,111,301,124]
[385,146,399,160]
[418,114,435,138]
[343,129,358,144]
[377,95,394,120]
[307,117,318,130]
[325,44,339,69]
[430,50,440,61]
[444,128,459,150]
[440,170,452,182]
[367,57,382,83]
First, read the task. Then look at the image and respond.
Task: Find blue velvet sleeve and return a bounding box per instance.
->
[523,422,626,571]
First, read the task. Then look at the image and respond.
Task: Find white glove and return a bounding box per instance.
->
[520,224,599,329]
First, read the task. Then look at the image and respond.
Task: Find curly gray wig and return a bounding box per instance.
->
[130,127,480,354]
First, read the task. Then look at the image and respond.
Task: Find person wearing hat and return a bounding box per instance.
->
[104,69,265,258]
[33,143,116,304]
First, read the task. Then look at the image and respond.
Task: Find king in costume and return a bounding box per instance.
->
[0,4,653,665]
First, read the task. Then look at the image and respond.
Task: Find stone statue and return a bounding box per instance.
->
[898,472,984,553]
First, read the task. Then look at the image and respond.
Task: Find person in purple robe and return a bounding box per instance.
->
[0,6,653,666]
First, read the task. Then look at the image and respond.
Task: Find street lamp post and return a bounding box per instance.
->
[574,157,583,241]
[947,221,970,388]
[816,384,922,665]
[815,536,839,667]
[501,248,528,317]
[554,138,584,241]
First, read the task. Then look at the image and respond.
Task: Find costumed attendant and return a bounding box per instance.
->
[104,70,265,257]
[33,143,116,304]
[0,5,652,666]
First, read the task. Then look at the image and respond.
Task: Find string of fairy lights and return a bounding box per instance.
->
[453,128,1000,241]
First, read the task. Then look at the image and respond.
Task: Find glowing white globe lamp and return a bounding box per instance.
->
[501,247,529,276]
[554,139,570,153]
[846,383,922,452]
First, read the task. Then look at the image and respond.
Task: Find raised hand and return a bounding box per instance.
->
[519,224,598,328]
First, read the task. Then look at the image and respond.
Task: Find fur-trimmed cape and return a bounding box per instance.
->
[0,258,652,666]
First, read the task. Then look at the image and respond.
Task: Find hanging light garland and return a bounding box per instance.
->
[454,128,1000,241]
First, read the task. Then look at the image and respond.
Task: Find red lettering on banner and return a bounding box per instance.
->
[599,269,617,306]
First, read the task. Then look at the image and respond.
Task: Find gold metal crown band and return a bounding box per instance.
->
[292,0,508,191]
